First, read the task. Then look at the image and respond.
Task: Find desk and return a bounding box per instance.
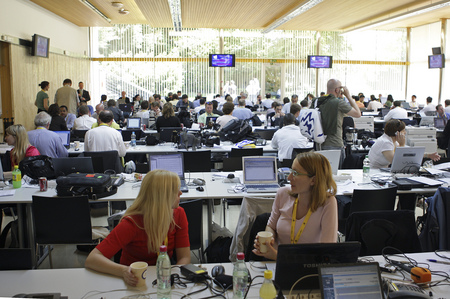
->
[0,252,448,298]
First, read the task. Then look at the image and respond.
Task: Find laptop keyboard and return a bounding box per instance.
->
[246,184,279,189]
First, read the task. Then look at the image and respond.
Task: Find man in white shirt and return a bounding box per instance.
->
[384,101,408,121]
[282,94,299,114]
[84,110,126,157]
[410,95,418,109]
[444,99,450,114]
[421,97,436,116]
[271,113,308,161]
[135,100,150,121]
[73,105,96,130]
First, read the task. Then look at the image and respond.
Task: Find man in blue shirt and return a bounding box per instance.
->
[28,112,69,158]
[232,98,253,120]
[176,94,195,111]
[60,105,76,130]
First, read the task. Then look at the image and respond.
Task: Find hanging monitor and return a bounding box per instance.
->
[209,54,235,67]
[32,34,50,58]
[307,55,332,68]
[428,54,445,69]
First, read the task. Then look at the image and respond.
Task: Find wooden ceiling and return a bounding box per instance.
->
[30,0,450,31]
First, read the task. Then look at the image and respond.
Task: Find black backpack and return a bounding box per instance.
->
[205,236,232,263]
[220,119,252,143]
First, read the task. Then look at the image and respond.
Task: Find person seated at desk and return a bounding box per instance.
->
[232,98,253,120]
[252,152,338,260]
[48,104,69,131]
[85,170,190,286]
[156,102,181,132]
[436,104,450,125]
[271,113,308,161]
[5,124,40,167]
[134,100,150,121]
[367,94,383,111]
[384,94,393,108]
[28,112,68,158]
[216,102,238,130]
[368,119,440,169]
[267,103,285,127]
[197,101,219,126]
[384,100,407,121]
[73,105,96,130]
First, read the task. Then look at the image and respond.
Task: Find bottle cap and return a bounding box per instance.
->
[14,165,18,169]
[236,252,245,260]
[160,245,167,252]
[264,270,273,279]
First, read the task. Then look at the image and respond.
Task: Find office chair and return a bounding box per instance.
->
[291,147,313,159]
[345,210,422,256]
[32,195,94,268]
[183,150,212,172]
[222,157,242,171]
[254,129,277,140]
[245,213,271,262]
[121,129,144,141]
[179,198,204,262]
[71,130,88,142]
[279,159,293,168]
[159,127,182,142]
[230,148,263,158]
[83,150,123,174]
[0,248,33,270]
[398,118,417,126]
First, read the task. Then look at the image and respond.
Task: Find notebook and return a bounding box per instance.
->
[242,156,279,193]
[274,242,361,290]
[434,117,445,129]
[53,131,71,148]
[127,117,141,130]
[384,146,425,174]
[319,262,385,299]
[53,157,94,177]
[149,153,189,192]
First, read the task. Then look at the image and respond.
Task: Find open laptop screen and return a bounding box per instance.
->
[242,156,277,184]
[390,146,425,174]
[127,117,141,129]
[149,153,184,178]
[53,131,71,146]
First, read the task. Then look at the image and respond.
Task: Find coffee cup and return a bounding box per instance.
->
[130,261,148,287]
[257,231,273,253]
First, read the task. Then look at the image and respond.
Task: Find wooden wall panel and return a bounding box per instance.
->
[9,45,90,131]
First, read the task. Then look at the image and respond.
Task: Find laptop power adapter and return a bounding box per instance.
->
[180,264,208,282]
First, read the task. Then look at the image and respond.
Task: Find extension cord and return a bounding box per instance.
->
[284,292,321,299]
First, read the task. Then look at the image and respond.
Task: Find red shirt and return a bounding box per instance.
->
[96,206,190,266]
[10,145,40,167]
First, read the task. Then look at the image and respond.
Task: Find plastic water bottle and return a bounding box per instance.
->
[130,131,136,147]
[233,252,249,299]
[267,116,271,128]
[249,119,253,127]
[157,245,171,299]
[363,155,370,181]
[259,270,276,299]
[12,165,21,189]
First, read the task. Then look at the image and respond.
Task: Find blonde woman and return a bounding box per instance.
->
[253,152,338,260]
[4,124,40,167]
[85,169,191,286]
[155,102,181,132]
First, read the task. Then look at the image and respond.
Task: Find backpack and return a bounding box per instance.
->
[205,236,232,263]
[19,155,55,180]
[220,119,252,143]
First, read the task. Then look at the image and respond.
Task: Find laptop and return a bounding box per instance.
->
[119,104,133,112]
[319,262,385,299]
[206,116,218,128]
[274,242,361,290]
[316,150,341,175]
[127,117,141,130]
[380,108,390,118]
[54,131,71,149]
[53,157,95,177]
[402,101,410,109]
[381,146,425,174]
[420,116,435,126]
[149,153,189,192]
[434,117,445,129]
[242,156,279,193]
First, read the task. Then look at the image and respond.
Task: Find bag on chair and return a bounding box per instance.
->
[56,173,117,200]
[19,155,55,180]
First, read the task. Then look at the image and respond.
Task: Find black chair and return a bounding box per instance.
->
[279,159,293,168]
[32,195,93,268]
[245,213,271,262]
[83,150,123,174]
[121,129,144,141]
[345,210,422,256]
[254,129,277,140]
[179,198,204,262]
[398,118,417,126]
[222,157,242,171]
[160,127,182,142]
[183,150,212,172]
[291,147,313,159]
[71,130,88,142]
[0,248,33,270]
[230,148,263,158]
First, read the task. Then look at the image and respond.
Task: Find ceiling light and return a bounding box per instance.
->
[118,8,129,15]
[111,2,124,8]
[262,0,324,34]
[80,0,111,23]
[341,0,450,35]
[168,0,182,32]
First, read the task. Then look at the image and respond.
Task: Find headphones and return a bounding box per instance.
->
[192,178,206,186]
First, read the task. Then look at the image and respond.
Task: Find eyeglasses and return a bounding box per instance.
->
[290,169,313,177]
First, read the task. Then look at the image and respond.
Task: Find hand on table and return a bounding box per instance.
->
[123,266,138,286]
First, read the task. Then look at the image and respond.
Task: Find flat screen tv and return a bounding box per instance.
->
[307,55,332,68]
[209,54,235,67]
[32,34,50,58]
[428,54,445,69]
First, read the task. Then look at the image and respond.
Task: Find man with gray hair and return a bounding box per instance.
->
[27,112,69,158]
[282,94,299,114]
[232,98,253,120]
[73,105,96,130]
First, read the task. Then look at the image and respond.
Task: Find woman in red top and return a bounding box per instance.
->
[5,124,40,167]
[85,169,191,286]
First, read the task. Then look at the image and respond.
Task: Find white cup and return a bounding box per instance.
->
[74,141,80,150]
[257,231,273,253]
[130,261,148,287]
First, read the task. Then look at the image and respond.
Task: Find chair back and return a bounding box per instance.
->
[222,157,242,171]
[71,130,88,141]
[245,213,271,261]
[84,150,123,173]
[349,186,397,215]
[183,150,212,172]
[122,129,144,141]
[230,148,263,158]
[0,248,33,270]
[160,127,182,142]
[254,129,276,140]
[291,147,313,159]
[32,195,92,244]
[179,199,203,251]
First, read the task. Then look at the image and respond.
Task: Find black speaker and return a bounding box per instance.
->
[432,47,442,55]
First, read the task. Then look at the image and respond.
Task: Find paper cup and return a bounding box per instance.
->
[74,141,80,149]
[257,231,273,253]
[130,261,148,287]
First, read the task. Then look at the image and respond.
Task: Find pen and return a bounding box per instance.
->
[427,259,450,265]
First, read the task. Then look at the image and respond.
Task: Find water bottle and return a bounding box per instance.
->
[130,131,136,147]
[12,165,21,189]
[233,252,249,299]
[249,119,253,127]
[259,270,276,299]
[363,155,370,181]
[157,245,171,299]
[267,116,271,128]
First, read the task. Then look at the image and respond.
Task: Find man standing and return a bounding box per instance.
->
[197,101,219,126]
[282,94,299,114]
[232,98,253,120]
[84,110,126,157]
[60,105,76,130]
[28,112,68,158]
[384,101,408,121]
[54,78,78,115]
[77,81,91,103]
[271,113,308,161]
[314,79,361,161]
[73,105,97,130]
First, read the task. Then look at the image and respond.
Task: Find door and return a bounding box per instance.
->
[262,63,284,100]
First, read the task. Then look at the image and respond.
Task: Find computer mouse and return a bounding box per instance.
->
[193,178,205,186]
[196,186,204,192]
[227,173,235,179]
[211,265,225,277]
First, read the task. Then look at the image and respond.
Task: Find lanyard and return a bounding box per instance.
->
[290,197,312,244]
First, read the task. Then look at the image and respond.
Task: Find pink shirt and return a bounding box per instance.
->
[267,186,338,246]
